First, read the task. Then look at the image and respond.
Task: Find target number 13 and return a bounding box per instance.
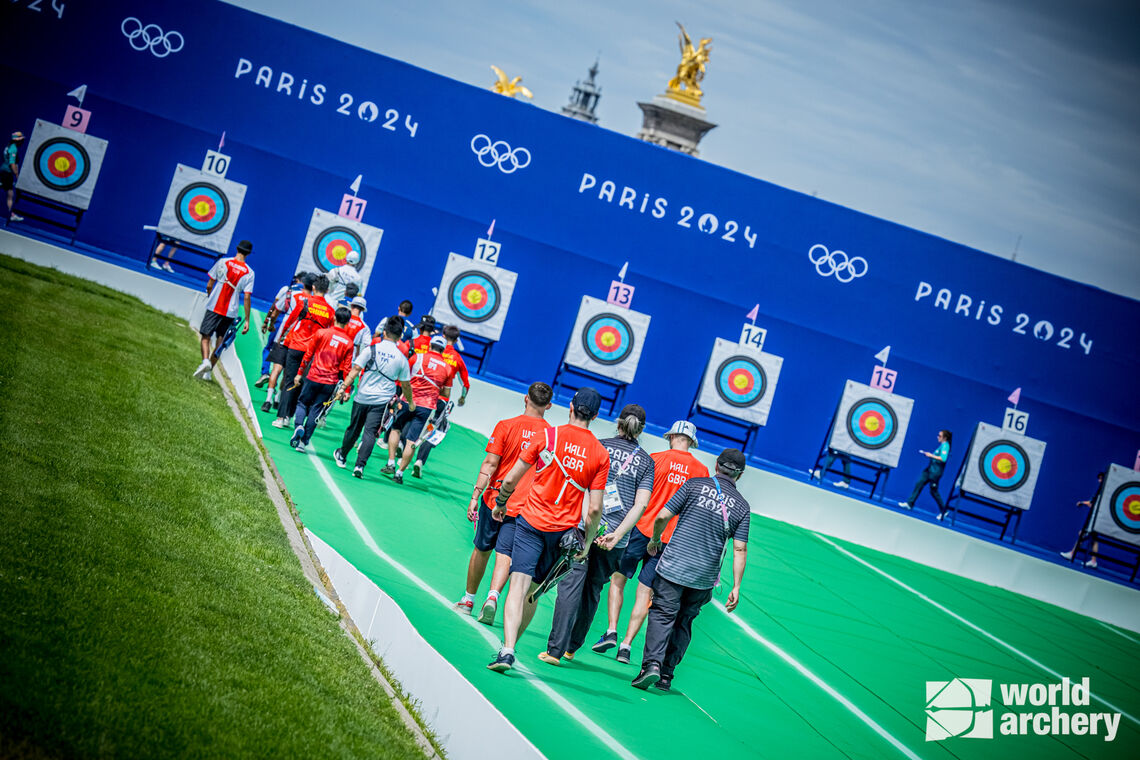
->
[1003,408,1029,434]
[473,238,500,264]
[607,281,635,307]
[202,150,230,179]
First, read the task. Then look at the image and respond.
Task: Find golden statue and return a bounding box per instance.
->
[490,65,533,99]
[666,23,712,106]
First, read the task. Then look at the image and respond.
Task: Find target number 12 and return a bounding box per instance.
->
[739,323,766,352]
[473,238,500,264]
[1003,408,1029,434]
[202,150,230,179]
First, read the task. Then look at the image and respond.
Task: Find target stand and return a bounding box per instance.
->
[146,232,226,277]
[430,252,518,374]
[686,338,783,455]
[551,362,627,419]
[1077,463,1140,582]
[944,422,1046,543]
[8,190,86,243]
[812,415,893,499]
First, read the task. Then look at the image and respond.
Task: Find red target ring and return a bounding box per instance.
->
[461,282,489,309]
[989,453,1019,481]
[187,195,217,222]
[47,150,77,178]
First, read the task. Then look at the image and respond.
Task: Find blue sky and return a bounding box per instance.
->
[227,0,1140,300]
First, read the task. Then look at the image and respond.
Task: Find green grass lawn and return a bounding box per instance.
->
[0,255,429,759]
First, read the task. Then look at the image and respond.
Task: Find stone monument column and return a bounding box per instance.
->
[636,24,717,156]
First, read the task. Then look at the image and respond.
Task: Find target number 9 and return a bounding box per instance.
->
[607,280,635,308]
[870,365,897,391]
[1003,408,1029,434]
[473,237,500,264]
[202,150,230,179]
[63,105,90,134]
[738,323,766,352]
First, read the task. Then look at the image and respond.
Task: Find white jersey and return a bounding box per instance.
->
[205,257,255,318]
[326,265,363,306]
[354,339,411,406]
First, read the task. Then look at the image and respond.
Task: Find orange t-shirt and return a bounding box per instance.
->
[483,414,552,517]
[521,424,610,532]
[636,449,709,543]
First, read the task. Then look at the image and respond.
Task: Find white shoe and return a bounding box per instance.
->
[455,599,474,615]
[898,500,912,509]
[9,213,24,222]
[1084,558,1097,569]
[150,259,164,270]
[935,512,944,521]
[833,481,849,489]
[192,359,211,379]
[203,370,213,381]
[808,468,820,480]
[162,261,175,273]
[271,418,287,429]
[1060,550,1073,561]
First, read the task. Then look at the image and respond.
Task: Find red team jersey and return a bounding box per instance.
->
[346,314,367,342]
[281,295,333,353]
[301,326,355,385]
[205,257,255,318]
[273,290,307,343]
[521,424,610,532]
[442,345,470,390]
[484,414,553,517]
[636,449,709,543]
[407,350,453,407]
[411,335,433,354]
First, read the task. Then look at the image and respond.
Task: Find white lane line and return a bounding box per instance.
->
[814,533,1140,728]
[713,602,923,760]
[1096,620,1140,647]
[305,451,639,760]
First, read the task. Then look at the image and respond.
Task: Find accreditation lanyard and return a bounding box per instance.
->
[712,476,731,589]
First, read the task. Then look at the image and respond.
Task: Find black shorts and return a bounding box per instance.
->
[617,529,663,586]
[267,340,288,366]
[0,171,14,191]
[199,311,234,339]
[510,516,572,583]
[391,403,431,442]
[473,502,517,557]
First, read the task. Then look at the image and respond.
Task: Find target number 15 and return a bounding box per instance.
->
[202,150,230,179]
[870,365,897,391]
[1003,408,1029,434]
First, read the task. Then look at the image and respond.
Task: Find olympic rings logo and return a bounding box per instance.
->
[470,134,531,174]
[808,243,868,283]
[121,17,184,58]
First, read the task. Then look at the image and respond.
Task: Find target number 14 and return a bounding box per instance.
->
[1003,408,1029,434]
[473,238,500,265]
[738,323,766,353]
[202,150,230,179]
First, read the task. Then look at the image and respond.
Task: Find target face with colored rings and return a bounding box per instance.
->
[845,397,898,449]
[978,440,1031,492]
[582,313,634,365]
[311,226,366,272]
[175,182,231,236]
[33,137,91,191]
[715,356,766,407]
[448,270,501,323]
[1108,481,1140,535]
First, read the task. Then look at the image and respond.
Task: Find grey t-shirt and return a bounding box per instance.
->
[597,436,654,549]
[353,339,410,406]
[656,474,750,590]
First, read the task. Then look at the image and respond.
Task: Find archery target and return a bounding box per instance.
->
[157,165,247,254]
[696,337,783,425]
[431,253,517,340]
[295,209,383,294]
[959,422,1046,510]
[827,380,913,468]
[564,296,651,384]
[16,119,108,210]
[1090,463,1140,548]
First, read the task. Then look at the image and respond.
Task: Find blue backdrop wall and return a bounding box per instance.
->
[4,0,1138,550]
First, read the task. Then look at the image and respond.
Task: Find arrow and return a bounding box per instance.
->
[1008,387,1021,407]
[746,304,759,323]
[67,84,87,106]
[349,174,362,195]
[618,261,628,282]
[874,346,890,365]
[218,130,226,150]
[486,218,496,238]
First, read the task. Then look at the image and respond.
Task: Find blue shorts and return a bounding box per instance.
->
[510,516,572,583]
[617,529,663,587]
[473,502,516,557]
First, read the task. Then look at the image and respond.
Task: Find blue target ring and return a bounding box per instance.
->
[845,397,897,449]
[978,440,1030,492]
[1108,482,1140,534]
[448,271,500,323]
[582,313,634,365]
[715,356,766,407]
[311,226,366,272]
[175,182,230,236]
[34,137,90,192]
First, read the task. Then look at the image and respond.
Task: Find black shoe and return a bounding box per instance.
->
[412,461,423,478]
[380,464,396,475]
[254,373,270,388]
[488,651,516,673]
[592,631,617,653]
[393,472,404,485]
[260,400,272,413]
[615,644,631,664]
[655,675,673,692]
[632,662,661,690]
[272,400,279,410]
[333,448,347,468]
[353,466,363,479]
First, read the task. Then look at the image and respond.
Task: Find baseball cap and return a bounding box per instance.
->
[717,448,747,474]
[571,387,602,419]
[11,131,25,141]
[418,315,437,331]
[429,334,446,350]
[665,420,699,448]
[236,239,253,255]
[618,403,646,423]
[350,296,367,311]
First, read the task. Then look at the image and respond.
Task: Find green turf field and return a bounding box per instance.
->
[0,256,429,760]
[237,325,1140,760]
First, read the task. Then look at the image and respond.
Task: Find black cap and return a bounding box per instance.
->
[618,403,646,423]
[717,448,746,474]
[571,387,602,420]
[236,240,253,255]
[418,315,437,331]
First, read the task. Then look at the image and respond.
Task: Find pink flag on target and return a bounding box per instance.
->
[218,131,226,150]
[486,219,496,238]
[1008,387,1021,405]
[746,304,759,321]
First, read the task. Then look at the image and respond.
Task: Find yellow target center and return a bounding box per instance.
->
[602,333,616,347]
[194,201,211,216]
[53,156,70,172]
[733,376,748,390]
[331,244,348,258]
[1127,502,1140,517]
[997,460,1013,474]
[468,292,483,305]
[866,418,880,432]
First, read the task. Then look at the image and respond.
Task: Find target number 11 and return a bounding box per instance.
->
[1003,408,1029,434]
[202,150,230,179]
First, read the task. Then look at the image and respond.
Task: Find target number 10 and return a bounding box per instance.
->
[202,150,230,179]
[738,323,766,352]
[473,238,500,264]
[1003,408,1029,434]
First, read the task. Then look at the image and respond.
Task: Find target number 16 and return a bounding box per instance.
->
[1003,408,1029,434]
[473,238,500,264]
[202,150,230,179]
